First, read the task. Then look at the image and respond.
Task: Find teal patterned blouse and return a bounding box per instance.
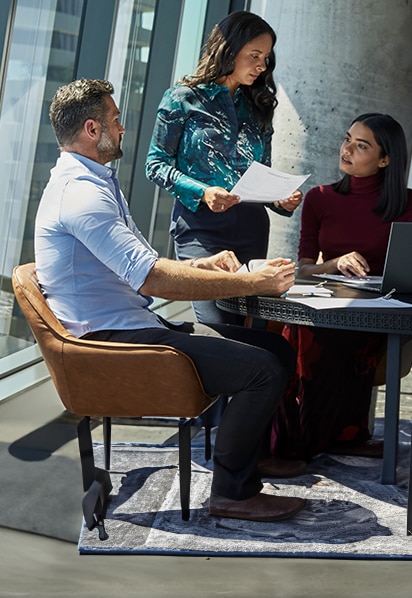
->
[145,82,273,213]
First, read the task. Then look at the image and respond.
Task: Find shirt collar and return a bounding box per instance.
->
[66,151,117,180]
[197,82,243,101]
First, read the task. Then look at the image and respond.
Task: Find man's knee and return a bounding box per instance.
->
[247,349,289,392]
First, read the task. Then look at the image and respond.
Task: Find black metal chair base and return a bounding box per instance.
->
[77,415,213,539]
[78,417,112,540]
[408,428,412,536]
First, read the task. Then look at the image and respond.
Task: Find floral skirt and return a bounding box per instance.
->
[270,324,386,460]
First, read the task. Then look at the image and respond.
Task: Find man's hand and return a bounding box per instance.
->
[192,250,242,272]
[192,254,296,296]
[202,187,240,213]
[250,258,296,296]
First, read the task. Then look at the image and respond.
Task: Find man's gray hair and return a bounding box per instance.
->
[49,78,114,148]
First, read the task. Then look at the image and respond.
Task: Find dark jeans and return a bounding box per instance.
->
[87,320,295,501]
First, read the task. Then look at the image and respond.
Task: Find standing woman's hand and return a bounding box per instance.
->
[274,189,303,212]
[202,186,240,212]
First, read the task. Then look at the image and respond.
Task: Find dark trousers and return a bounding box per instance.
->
[87,321,295,501]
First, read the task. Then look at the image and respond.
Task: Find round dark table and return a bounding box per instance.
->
[217,280,412,485]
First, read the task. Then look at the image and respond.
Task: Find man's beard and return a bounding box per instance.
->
[97,124,123,162]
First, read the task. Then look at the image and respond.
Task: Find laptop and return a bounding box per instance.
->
[313,222,412,294]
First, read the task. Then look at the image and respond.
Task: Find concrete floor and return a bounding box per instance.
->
[1,300,412,597]
[1,384,412,597]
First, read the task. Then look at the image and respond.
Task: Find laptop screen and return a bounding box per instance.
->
[380,222,412,294]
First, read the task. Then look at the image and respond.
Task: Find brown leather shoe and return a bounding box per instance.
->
[258,456,307,478]
[327,439,384,458]
[209,492,305,522]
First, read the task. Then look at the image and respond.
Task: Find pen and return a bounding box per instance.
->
[284,292,333,297]
[382,288,396,300]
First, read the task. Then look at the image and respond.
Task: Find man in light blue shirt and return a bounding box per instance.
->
[35,79,305,523]
[36,150,163,337]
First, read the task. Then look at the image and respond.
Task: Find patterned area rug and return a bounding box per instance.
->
[78,420,412,558]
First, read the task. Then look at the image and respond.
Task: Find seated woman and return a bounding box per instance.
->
[270,112,412,461]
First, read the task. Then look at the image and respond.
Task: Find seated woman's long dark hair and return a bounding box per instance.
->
[179,11,277,130]
[333,113,409,221]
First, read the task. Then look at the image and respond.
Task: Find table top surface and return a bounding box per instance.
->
[217,279,412,335]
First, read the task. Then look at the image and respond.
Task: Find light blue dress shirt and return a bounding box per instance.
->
[35,152,164,337]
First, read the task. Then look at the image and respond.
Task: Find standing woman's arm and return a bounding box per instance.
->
[145,87,208,213]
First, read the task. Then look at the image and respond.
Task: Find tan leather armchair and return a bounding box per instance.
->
[373,339,412,386]
[12,263,218,538]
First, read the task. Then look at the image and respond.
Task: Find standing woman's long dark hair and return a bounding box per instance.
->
[333,113,409,221]
[179,11,277,129]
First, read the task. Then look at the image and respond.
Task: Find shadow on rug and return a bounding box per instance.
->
[78,419,412,558]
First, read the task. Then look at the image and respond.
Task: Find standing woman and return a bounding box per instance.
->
[271,113,412,461]
[146,11,301,324]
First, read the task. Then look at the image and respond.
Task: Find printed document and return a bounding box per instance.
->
[231,161,311,203]
[313,273,383,286]
[284,296,412,309]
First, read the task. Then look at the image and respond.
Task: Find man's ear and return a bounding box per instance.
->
[84,118,99,139]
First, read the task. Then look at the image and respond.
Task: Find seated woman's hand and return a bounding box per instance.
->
[336,251,370,277]
[202,187,240,212]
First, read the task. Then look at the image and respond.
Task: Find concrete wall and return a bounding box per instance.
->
[251,0,412,261]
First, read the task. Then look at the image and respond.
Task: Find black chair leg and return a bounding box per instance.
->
[199,397,225,461]
[179,417,193,521]
[78,416,112,540]
[204,425,212,461]
[103,416,111,470]
[78,416,97,490]
[408,422,412,535]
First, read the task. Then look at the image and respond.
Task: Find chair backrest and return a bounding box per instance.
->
[12,263,216,418]
[373,338,412,386]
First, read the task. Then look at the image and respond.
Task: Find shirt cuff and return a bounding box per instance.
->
[268,202,294,218]
[175,182,208,212]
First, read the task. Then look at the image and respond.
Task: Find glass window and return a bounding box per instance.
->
[0,0,216,367]
[107,0,156,199]
[146,0,208,258]
[0,0,84,358]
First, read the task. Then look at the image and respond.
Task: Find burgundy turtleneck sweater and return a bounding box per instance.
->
[298,173,412,275]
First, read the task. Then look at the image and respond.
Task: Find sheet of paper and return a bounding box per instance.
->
[284,284,333,297]
[238,260,295,272]
[248,259,268,271]
[313,273,383,286]
[231,161,311,203]
[284,296,412,310]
